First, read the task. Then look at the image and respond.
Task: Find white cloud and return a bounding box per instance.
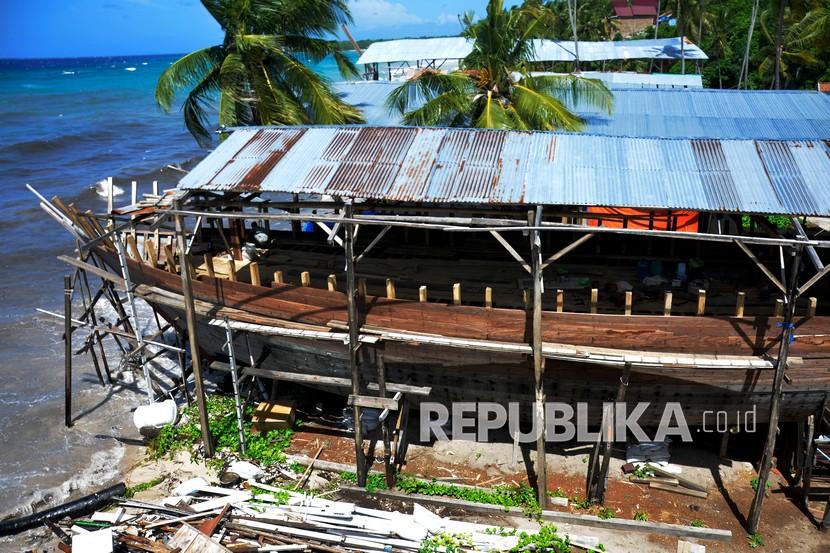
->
[349,0,425,29]
[435,12,459,26]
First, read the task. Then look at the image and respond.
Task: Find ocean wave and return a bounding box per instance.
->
[0,129,120,156]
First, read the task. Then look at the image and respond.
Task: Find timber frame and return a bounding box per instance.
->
[38,184,830,534]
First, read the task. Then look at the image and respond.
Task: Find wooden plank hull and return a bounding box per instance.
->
[101,249,830,425]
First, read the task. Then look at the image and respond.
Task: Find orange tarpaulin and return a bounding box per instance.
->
[587,207,700,232]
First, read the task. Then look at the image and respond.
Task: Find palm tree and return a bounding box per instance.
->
[385,0,612,131]
[155,0,363,147]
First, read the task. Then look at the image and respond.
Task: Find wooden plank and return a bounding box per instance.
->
[163,244,177,273]
[650,481,708,499]
[645,464,708,493]
[664,291,673,316]
[556,289,564,313]
[327,274,337,292]
[227,257,237,282]
[452,283,461,305]
[241,366,432,396]
[386,278,396,300]
[204,253,215,278]
[249,261,261,287]
[348,394,399,410]
[485,287,492,309]
[146,239,158,268]
[697,290,706,316]
[624,291,633,316]
[590,288,598,314]
[677,541,705,553]
[344,487,732,542]
[735,292,745,318]
[808,297,817,317]
[419,286,428,303]
[56,255,126,290]
[273,270,284,285]
[301,271,311,287]
[126,234,141,261]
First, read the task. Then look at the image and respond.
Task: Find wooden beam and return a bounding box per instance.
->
[774,299,783,317]
[146,239,158,268]
[172,200,213,458]
[57,255,126,290]
[227,257,237,282]
[249,262,261,287]
[355,225,391,264]
[64,275,73,428]
[734,239,786,294]
[808,297,817,317]
[327,274,337,292]
[386,278,396,299]
[273,270,283,285]
[797,262,830,298]
[163,244,177,273]
[735,292,745,318]
[664,291,673,316]
[490,230,531,274]
[204,253,215,278]
[485,287,492,309]
[358,278,368,297]
[556,289,564,313]
[530,208,547,506]
[541,233,595,269]
[348,394,399,410]
[239,366,432,396]
[419,285,428,303]
[300,271,311,287]
[748,245,804,533]
[126,234,141,261]
[452,283,461,305]
[590,288,598,314]
[344,203,367,486]
[624,291,633,316]
[697,290,706,316]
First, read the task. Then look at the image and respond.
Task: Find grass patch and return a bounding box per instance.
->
[124,475,166,499]
[148,395,294,467]
[419,532,473,553]
[597,507,615,520]
[750,477,773,495]
[511,524,571,552]
[690,519,708,528]
[633,510,649,522]
[747,533,765,548]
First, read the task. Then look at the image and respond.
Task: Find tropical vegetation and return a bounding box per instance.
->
[386,0,614,131]
[155,0,363,146]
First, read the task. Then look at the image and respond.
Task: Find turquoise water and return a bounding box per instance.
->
[0,51,357,542]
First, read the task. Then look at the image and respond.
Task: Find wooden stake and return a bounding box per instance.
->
[808,297,817,317]
[301,271,311,287]
[386,278,396,299]
[249,262,261,287]
[590,288,598,314]
[696,289,706,316]
[152,181,159,246]
[556,289,564,313]
[64,275,73,428]
[227,258,237,282]
[327,274,337,292]
[131,180,137,205]
[146,239,158,267]
[530,208,547,506]
[204,253,215,278]
[344,203,366,486]
[419,285,428,303]
[106,177,113,230]
[774,299,784,317]
[664,291,673,316]
[624,291,633,316]
[173,200,214,458]
[273,270,283,285]
[126,234,141,261]
[163,244,176,273]
[484,287,492,309]
[452,282,461,305]
[358,278,368,297]
[735,291,746,318]
[522,289,530,309]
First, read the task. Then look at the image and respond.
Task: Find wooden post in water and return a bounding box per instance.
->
[344,203,367,485]
[530,208,547,506]
[64,275,73,428]
[173,200,214,458]
[748,245,804,533]
[106,177,114,230]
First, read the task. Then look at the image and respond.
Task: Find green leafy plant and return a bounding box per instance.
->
[748,533,765,548]
[511,524,571,552]
[549,487,567,498]
[633,510,650,522]
[750,477,773,495]
[690,519,708,528]
[598,507,615,520]
[632,465,655,479]
[570,496,594,510]
[419,532,473,553]
[124,475,166,499]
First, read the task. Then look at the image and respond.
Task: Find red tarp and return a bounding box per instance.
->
[587,207,700,233]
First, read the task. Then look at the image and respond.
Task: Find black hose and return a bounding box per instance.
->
[0,482,126,537]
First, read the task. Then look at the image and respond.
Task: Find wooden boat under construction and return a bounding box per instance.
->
[47,125,830,430]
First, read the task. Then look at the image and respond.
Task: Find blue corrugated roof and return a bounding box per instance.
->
[334,82,830,141]
[180,126,830,216]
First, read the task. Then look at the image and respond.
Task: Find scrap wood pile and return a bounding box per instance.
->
[623,463,709,500]
[43,477,607,553]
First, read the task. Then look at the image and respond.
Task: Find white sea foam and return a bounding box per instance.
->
[61,71,75,75]
[94,178,124,198]
[125,67,137,72]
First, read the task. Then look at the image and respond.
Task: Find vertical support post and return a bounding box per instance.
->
[301,271,311,287]
[556,289,564,313]
[344,202,367,486]
[808,297,817,317]
[664,291,673,316]
[204,254,215,278]
[249,262,261,286]
[131,180,137,206]
[386,279,396,299]
[624,291,633,316]
[420,286,428,303]
[106,176,114,230]
[747,245,804,533]
[530,207,547,506]
[64,275,73,428]
[452,283,461,305]
[358,278,368,297]
[697,289,706,316]
[736,292,746,318]
[484,287,492,309]
[273,270,284,285]
[590,288,598,314]
[774,299,784,317]
[377,350,395,488]
[327,274,337,292]
[173,200,214,458]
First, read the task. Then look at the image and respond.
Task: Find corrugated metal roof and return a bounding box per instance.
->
[180,126,830,216]
[356,37,706,65]
[333,82,830,140]
[531,71,703,88]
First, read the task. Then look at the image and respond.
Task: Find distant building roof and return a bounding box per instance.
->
[356,37,707,65]
[180,126,830,216]
[333,83,830,141]
[614,0,659,18]
[531,71,703,89]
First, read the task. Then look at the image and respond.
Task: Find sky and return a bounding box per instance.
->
[0,0,504,59]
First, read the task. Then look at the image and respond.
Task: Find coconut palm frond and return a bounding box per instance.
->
[401,90,471,127]
[155,46,224,112]
[386,70,473,115]
[182,67,221,147]
[529,74,614,115]
[512,83,584,132]
[475,91,515,129]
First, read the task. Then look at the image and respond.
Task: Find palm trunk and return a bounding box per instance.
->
[649,0,661,73]
[568,0,580,72]
[680,1,686,75]
[739,0,760,89]
[773,0,787,89]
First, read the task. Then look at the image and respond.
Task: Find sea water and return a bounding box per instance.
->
[0,51,355,543]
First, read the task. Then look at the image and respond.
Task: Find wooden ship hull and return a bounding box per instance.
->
[96,245,830,426]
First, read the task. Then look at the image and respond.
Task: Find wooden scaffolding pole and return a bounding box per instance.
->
[747,245,804,533]
[173,199,214,458]
[64,275,73,428]
[344,202,367,485]
[530,207,547,505]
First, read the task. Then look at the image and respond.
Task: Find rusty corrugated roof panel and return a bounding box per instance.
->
[178,126,830,216]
